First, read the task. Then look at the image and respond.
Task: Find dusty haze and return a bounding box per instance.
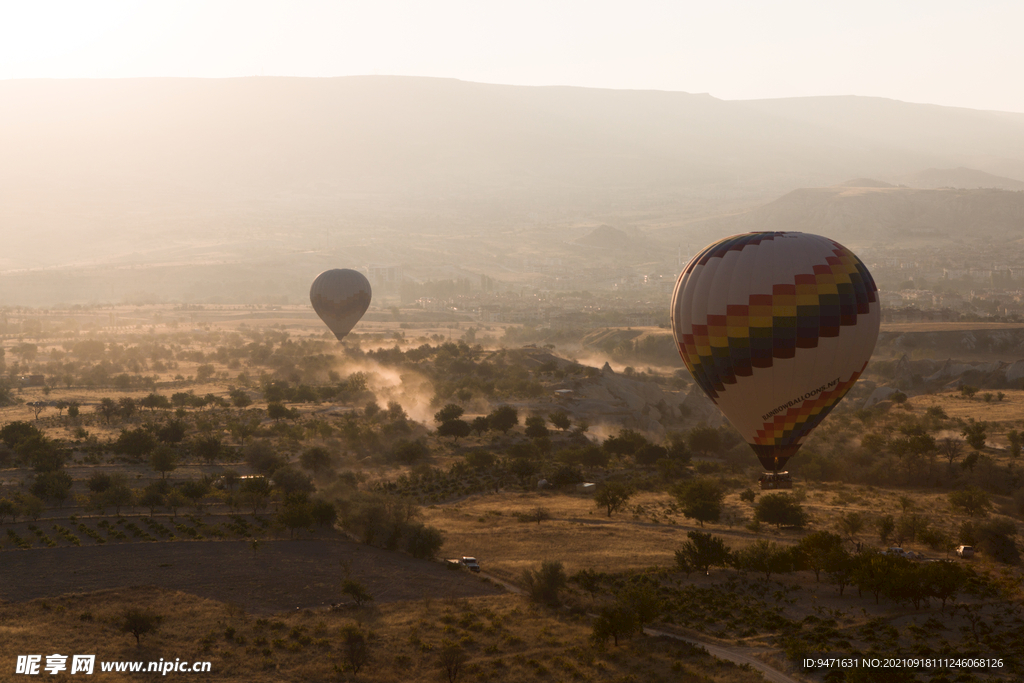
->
[2,76,1024,305]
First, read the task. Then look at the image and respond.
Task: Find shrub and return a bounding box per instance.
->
[753,493,808,528]
[522,561,568,606]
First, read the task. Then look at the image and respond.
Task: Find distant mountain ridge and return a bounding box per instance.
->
[898,167,1024,191]
[662,185,1024,248]
[3,76,1024,303]
[575,225,649,250]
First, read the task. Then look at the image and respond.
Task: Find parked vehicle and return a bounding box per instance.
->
[956,545,974,558]
[445,556,481,572]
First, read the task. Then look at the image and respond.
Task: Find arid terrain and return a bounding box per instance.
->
[3,311,1024,680]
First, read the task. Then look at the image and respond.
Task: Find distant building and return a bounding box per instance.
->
[366,265,403,294]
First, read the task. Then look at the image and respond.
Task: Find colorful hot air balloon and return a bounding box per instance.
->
[310,269,372,341]
[670,232,880,475]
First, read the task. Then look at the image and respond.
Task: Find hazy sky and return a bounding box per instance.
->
[3,1,1023,112]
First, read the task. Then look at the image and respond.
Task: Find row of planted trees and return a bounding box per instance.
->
[519,533,987,653]
[673,529,981,607]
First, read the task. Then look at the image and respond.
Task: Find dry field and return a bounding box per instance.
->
[0,587,767,683]
[426,484,984,582]
[879,323,1024,334]
[908,390,1024,426]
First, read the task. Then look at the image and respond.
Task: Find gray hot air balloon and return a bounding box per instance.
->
[310,269,372,341]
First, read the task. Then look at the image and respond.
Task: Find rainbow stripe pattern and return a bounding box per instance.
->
[677,234,877,402]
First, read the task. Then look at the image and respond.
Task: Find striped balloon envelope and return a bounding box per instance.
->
[310,269,372,341]
[670,232,880,472]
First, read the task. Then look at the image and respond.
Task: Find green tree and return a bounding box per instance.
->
[676,530,731,575]
[165,489,188,519]
[921,560,965,612]
[949,486,991,517]
[603,429,648,458]
[22,436,64,473]
[591,604,637,647]
[634,443,668,466]
[238,476,271,515]
[434,404,465,424]
[469,416,490,436]
[88,472,113,493]
[618,581,661,628]
[156,419,187,444]
[17,493,45,521]
[972,519,1019,564]
[436,419,471,443]
[754,493,808,529]
[112,428,157,460]
[439,643,467,683]
[192,435,222,465]
[400,522,444,559]
[524,415,549,439]
[687,423,722,456]
[386,400,407,421]
[118,397,137,422]
[572,568,604,600]
[0,498,16,523]
[139,488,165,517]
[961,420,988,451]
[391,439,430,464]
[150,445,178,479]
[31,471,73,508]
[299,446,332,474]
[278,500,314,539]
[464,450,495,470]
[823,546,855,596]
[179,479,211,511]
[267,402,298,420]
[0,421,43,449]
[340,625,370,674]
[342,579,373,607]
[837,511,864,542]
[229,388,252,409]
[97,397,119,424]
[104,484,134,516]
[119,608,163,645]
[311,499,338,527]
[272,467,315,496]
[673,478,724,527]
[1007,430,1022,459]
[851,552,892,605]
[486,405,519,433]
[140,393,171,412]
[594,480,632,517]
[549,411,572,431]
[796,531,846,582]
[877,514,896,544]
[734,539,794,582]
[522,560,568,606]
[245,441,286,475]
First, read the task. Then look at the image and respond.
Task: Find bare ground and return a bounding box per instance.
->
[0,537,501,613]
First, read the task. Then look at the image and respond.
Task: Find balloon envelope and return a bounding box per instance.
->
[670,232,880,471]
[310,269,372,341]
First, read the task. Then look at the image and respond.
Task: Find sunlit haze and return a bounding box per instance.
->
[3,0,1024,112]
